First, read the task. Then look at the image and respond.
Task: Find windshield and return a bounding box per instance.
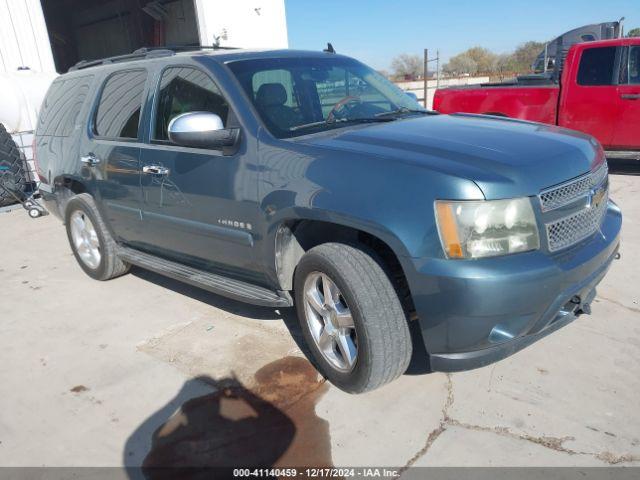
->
[227,56,426,138]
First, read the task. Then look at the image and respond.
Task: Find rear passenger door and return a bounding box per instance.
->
[88,69,148,243]
[559,46,620,148]
[612,43,640,149]
[138,66,261,283]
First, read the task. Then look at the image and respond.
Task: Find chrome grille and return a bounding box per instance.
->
[539,162,608,212]
[542,162,609,253]
[546,189,608,252]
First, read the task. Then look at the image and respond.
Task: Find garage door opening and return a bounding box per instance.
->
[41,0,200,73]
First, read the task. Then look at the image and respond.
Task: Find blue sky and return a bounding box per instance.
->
[285,0,638,70]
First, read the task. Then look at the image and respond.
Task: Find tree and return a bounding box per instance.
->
[443,46,497,75]
[465,47,498,73]
[508,41,547,72]
[443,54,478,75]
[390,54,423,78]
[628,28,640,37]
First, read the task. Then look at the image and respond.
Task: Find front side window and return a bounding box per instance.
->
[228,56,426,138]
[153,66,230,141]
[577,47,617,86]
[95,70,147,139]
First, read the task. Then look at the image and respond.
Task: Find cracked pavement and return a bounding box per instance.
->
[0,171,638,467]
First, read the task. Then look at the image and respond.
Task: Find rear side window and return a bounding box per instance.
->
[153,67,229,141]
[95,70,147,139]
[38,75,94,137]
[577,47,617,86]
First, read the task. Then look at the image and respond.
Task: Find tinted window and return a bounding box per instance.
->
[38,75,94,137]
[153,67,229,141]
[95,70,147,139]
[577,47,616,86]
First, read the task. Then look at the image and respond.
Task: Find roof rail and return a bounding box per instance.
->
[69,45,240,71]
[69,48,175,71]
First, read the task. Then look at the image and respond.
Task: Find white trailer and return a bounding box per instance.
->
[0,0,288,206]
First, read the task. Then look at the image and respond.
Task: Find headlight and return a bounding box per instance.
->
[435,198,540,259]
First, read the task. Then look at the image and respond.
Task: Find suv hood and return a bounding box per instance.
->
[300,114,602,199]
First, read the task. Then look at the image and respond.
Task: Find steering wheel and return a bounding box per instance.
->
[326,95,362,122]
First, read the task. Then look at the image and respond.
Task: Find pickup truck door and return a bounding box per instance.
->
[559,45,620,148]
[612,44,640,150]
[138,66,262,283]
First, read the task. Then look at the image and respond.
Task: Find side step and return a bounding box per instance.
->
[606,150,640,161]
[117,246,292,308]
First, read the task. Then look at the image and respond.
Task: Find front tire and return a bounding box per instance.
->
[65,193,130,280]
[294,243,412,393]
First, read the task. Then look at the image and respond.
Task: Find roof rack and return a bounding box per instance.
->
[69,45,240,71]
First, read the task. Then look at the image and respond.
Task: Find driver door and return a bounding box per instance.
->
[138,66,262,282]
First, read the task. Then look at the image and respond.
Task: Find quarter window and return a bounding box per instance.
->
[153,67,229,142]
[39,75,94,137]
[95,70,147,139]
[577,47,617,86]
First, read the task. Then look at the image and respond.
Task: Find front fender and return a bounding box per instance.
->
[257,135,484,278]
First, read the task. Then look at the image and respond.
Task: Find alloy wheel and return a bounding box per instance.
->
[303,271,358,372]
[69,210,101,269]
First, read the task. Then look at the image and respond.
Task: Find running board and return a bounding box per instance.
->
[606,150,640,161]
[117,246,292,307]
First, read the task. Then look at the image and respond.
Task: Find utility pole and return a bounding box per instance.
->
[423,48,428,108]
[436,49,440,90]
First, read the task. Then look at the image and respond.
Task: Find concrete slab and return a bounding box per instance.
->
[0,170,638,468]
[413,426,605,466]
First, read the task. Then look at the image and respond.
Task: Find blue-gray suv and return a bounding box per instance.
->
[36,47,621,393]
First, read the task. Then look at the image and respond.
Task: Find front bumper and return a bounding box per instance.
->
[404,201,622,372]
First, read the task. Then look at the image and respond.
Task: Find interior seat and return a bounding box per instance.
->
[255,83,301,131]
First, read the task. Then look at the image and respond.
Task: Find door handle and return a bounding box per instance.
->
[620,94,640,100]
[142,165,170,175]
[80,153,100,166]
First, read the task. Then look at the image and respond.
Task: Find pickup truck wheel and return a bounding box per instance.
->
[294,243,412,393]
[65,193,130,281]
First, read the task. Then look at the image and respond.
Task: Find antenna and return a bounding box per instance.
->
[323,43,336,54]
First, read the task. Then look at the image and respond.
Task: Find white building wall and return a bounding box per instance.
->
[194,0,288,49]
[0,0,56,74]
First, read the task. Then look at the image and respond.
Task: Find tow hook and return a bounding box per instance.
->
[571,295,592,315]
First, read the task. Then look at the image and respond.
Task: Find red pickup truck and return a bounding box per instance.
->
[434,38,640,157]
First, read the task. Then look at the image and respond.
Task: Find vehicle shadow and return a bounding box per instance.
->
[124,375,295,480]
[131,267,314,367]
[607,157,640,176]
[131,267,432,376]
[124,356,332,479]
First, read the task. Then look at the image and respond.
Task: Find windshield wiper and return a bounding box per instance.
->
[289,117,395,132]
[375,107,437,118]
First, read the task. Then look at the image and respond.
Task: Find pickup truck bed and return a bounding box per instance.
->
[435,85,560,125]
[434,38,640,153]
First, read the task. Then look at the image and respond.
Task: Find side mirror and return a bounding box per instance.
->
[168,112,240,153]
[405,91,418,101]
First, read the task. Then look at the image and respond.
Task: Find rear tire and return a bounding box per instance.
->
[294,243,412,393]
[0,124,26,207]
[65,193,130,280]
